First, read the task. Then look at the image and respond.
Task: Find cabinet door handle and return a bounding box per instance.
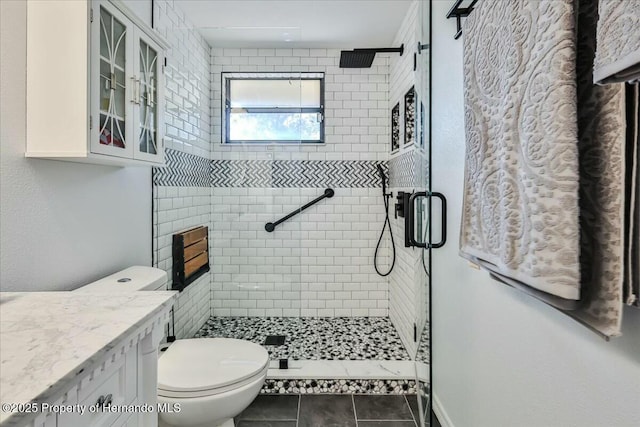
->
[131,77,141,104]
[130,77,138,103]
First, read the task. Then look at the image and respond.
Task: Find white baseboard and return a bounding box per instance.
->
[433,393,455,427]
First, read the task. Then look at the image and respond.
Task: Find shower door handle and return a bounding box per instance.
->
[408,191,447,249]
[428,192,447,249]
[408,191,427,248]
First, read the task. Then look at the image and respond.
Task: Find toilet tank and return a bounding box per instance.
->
[74,266,168,292]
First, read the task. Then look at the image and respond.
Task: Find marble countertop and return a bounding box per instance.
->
[0,291,177,426]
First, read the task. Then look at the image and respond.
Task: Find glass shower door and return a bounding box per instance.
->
[210,73,330,365]
[414,1,432,426]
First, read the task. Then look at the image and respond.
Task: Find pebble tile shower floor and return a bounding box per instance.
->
[194,317,411,360]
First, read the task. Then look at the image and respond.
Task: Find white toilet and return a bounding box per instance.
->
[157,338,268,427]
[75,266,269,427]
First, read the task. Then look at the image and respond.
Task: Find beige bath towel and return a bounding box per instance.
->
[461,0,627,337]
[594,0,640,84]
[461,0,582,302]
[624,84,639,307]
[573,0,626,336]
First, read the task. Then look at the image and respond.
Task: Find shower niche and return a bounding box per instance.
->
[405,86,416,146]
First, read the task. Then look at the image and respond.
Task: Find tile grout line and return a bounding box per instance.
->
[296,394,301,427]
[405,394,419,426]
[352,394,359,427]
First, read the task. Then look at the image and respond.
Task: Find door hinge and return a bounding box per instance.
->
[89,115,93,130]
[90,8,93,23]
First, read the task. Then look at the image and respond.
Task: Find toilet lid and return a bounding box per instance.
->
[158,338,269,393]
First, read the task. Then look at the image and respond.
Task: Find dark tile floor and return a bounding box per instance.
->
[236,394,423,427]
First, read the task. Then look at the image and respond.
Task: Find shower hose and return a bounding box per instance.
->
[374,192,396,276]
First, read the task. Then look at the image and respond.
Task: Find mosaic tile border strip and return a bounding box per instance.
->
[261,379,417,395]
[389,149,427,189]
[153,149,391,188]
[153,148,211,187]
[210,159,387,188]
[194,316,411,361]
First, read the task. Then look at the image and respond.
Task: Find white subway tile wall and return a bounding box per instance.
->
[387,2,429,357]
[152,0,212,339]
[210,48,389,160]
[151,1,425,335]
[210,187,389,317]
[209,48,392,316]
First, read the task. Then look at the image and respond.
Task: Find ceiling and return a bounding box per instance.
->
[177,1,414,48]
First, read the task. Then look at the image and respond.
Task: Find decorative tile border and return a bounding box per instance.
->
[261,379,417,395]
[194,316,411,361]
[153,149,210,187]
[153,149,390,188]
[389,150,418,188]
[211,159,387,188]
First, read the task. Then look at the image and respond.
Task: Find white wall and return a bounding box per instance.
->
[431,2,640,426]
[0,0,151,292]
[122,0,151,27]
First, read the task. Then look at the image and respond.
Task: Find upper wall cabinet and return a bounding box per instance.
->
[26,0,167,166]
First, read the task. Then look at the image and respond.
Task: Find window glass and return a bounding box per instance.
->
[223,73,324,143]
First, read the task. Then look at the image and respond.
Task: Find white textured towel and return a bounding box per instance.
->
[461,0,627,337]
[594,0,640,84]
[461,0,582,301]
[573,0,626,337]
[624,84,639,308]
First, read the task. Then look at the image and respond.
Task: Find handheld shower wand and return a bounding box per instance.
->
[374,164,396,277]
[377,164,388,198]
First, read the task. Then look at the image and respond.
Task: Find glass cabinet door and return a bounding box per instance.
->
[133,31,163,162]
[91,1,133,158]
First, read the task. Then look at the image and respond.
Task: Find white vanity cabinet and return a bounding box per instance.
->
[0,292,175,427]
[26,0,166,166]
[25,323,165,427]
